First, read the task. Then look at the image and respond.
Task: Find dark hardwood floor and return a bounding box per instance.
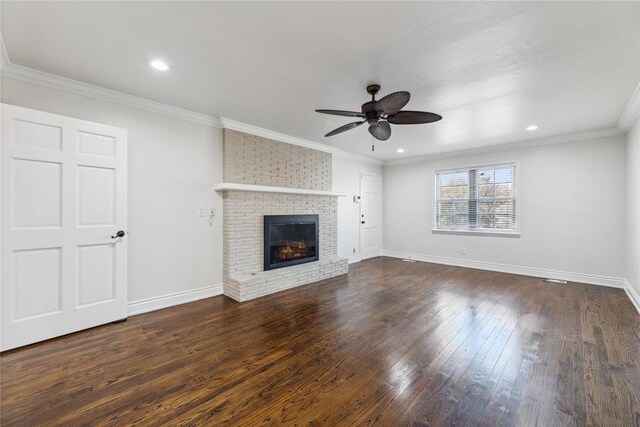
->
[2,257,639,426]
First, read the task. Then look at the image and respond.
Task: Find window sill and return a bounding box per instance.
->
[431,229,521,238]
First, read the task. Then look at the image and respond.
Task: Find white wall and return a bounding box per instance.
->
[626,119,640,297]
[383,135,627,279]
[1,77,224,303]
[3,75,633,307]
[332,155,383,262]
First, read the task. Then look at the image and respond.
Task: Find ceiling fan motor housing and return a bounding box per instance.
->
[361,100,381,125]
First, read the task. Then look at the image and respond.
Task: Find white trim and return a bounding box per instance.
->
[619,83,640,132]
[361,249,383,261]
[432,229,520,238]
[1,51,632,165]
[623,279,640,315]
[1,63,224,128]
[0,62,384,164]
[0,34,9,70]
[382,250,627,289]
[0,61,384,164]
[128,283,223,316]
[348,255,362,264]
[385,127,625,166]
[213,182,345,197]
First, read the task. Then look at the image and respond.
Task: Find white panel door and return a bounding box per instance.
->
[360,174,381,260]
[1,104,127,351]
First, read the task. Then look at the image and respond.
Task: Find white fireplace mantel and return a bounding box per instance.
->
[213,182,346,197]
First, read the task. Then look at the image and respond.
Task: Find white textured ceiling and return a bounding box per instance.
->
[2,1,639,161]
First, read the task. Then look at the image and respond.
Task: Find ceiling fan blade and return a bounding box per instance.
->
[387,110,442,124]
[316,109,366,118]
[368,121,391,141]
[375,91,410,115]
[325,121,365,137]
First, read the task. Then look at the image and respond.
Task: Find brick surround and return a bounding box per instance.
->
[221,130,348,301]
[223,129,332,190]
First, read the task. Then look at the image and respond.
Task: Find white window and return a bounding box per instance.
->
[434,163,518,235]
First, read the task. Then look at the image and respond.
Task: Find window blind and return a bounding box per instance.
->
[435,163,517,233]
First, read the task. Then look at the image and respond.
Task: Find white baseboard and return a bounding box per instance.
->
[382,250,627,289]
[348,255,362,264]
[624,279,640,315]
[128,283,223,316]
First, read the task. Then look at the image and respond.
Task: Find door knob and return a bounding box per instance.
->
[361,221,365,224]
[111,230,126,239]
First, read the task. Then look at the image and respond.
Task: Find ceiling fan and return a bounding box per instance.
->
[316,84,442,141]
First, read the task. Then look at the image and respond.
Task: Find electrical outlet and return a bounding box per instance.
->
[461,246,467,255]
[197,206,205,217]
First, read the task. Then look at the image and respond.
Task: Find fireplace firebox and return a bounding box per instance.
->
[264,215,319,271]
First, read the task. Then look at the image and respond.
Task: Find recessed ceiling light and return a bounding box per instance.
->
[397,148,405,153]
[525,125,538,131]
[150,60,169,71]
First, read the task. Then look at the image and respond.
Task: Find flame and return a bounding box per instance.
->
[275,240,310,261]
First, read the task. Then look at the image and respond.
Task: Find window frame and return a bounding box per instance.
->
[432,161,520,237]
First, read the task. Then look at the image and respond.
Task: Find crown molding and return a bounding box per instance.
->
[3,51,626,167]
[0,59,384,164]
[1,62,224,128]
[0,34,9,70]
[384,127,625,167]
[619,83,640,132]
[220,117,384,165]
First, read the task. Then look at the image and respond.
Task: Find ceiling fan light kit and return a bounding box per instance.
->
[316,84,442,142]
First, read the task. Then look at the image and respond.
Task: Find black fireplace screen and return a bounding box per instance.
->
[264,215,319,271]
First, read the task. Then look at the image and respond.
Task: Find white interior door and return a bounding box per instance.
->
[1,104,128,351]
[360,173,381,260]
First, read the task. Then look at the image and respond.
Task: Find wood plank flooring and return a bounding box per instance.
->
[2,257,639,426]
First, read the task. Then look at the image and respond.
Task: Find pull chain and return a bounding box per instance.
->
[371,136,375,152]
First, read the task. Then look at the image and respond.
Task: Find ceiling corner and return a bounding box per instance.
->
[619,83,640,132]
[0,33,10,70]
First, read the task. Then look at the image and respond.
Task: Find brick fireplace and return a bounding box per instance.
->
[217,129,348,302]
